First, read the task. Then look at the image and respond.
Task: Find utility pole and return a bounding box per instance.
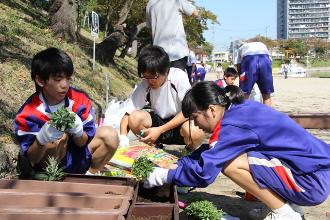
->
[211,22,215,68]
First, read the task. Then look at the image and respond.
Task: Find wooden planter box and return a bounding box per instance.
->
[126,183,179,220]
[0,175,179,220]
[0,175,135,220]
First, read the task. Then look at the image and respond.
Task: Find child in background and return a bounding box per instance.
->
[215,63,224,79]
[143,81,330,220]
[192,62,207,84]
[214,66,238,88]
[14,48,119,175]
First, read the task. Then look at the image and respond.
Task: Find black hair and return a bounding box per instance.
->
[182,81,245,118]
[224,67,238,78]
[137,45,170,77]
[31,47,73,92]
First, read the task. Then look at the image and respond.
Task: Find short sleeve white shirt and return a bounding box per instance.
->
[146,0,195,61]
[129,68,191,119]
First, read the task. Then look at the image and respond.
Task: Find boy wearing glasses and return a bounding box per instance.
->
[119,46,204,148]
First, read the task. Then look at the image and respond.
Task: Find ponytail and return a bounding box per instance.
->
[182,81,244,118]
[224,85,245,109]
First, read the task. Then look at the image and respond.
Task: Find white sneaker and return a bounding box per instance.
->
[249,203,302,220]
[263,210,302,220]
[263,203,302,220]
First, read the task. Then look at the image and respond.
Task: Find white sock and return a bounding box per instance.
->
[273,203,294,215]
[85,170,94,175]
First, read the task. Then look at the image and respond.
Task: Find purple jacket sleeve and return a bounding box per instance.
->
[168,125,259,187]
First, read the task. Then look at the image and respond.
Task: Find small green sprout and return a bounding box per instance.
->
[35,156,66,181]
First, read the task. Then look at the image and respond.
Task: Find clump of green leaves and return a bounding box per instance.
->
[131,156,154,181]
[35,156,66,181]
[50,106,75,132]
[185,200,224,220]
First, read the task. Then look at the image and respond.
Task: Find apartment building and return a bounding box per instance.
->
[212,51,229,64]
[277,0,330,40]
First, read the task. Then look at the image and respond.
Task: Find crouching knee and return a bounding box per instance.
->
[96,126,119,151]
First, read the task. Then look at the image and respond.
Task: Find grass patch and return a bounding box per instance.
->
[310,72,330,78]
[310,60,330,68]
[0,0,139,146]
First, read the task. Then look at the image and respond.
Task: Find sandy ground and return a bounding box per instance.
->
[175,73,330,220]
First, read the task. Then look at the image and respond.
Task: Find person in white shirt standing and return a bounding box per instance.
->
[236,42,274,106]
[146,0,198,71]
[119,46,204,149]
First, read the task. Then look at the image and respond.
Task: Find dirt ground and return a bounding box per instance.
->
[175,74,330,220]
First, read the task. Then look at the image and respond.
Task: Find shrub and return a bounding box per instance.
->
[185,200,224,220]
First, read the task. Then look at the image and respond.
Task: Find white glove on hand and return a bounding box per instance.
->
[143,167,169,188]
[67,114,84,137]
[119,134,130,148]
[36,122,64,145]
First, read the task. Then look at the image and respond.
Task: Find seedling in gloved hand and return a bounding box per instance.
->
[50,106,75,132]
[132,155,154,181]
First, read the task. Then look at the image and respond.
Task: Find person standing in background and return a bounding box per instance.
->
[215,63,224,79]
[186,47,197,84]
[146,0,198,71]
[236,42,274,106]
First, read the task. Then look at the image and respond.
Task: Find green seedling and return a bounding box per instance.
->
[131,155,154,181]
[50,106,75,132]
[35,156,66,181]
[185,200,224,220]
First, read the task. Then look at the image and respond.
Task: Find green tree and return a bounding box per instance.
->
[185,7,218,49]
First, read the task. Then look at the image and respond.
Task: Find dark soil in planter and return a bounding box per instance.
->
[130,214,172,220]
[137,184,174,203]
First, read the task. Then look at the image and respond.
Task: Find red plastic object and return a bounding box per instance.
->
[244,191,258,201]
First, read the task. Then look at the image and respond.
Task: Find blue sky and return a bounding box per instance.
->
[195,0,277,51]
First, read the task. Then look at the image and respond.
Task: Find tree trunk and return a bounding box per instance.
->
[49,0,77,42]
[76,0,81,36]
[120,22,146,58]
[96,25,128,65]
[104,0,113,38]
[116,0,134,26]
[96,0,134,65]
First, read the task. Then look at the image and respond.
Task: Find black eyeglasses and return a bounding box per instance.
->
[140,73,159,80]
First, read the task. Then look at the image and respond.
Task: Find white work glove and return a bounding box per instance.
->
[67,114,84,137]
[143,167,169,188]
[36,122,64,145]
[119,134,130,148]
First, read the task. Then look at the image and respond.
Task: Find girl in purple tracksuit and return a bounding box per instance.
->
[144,81,330,220]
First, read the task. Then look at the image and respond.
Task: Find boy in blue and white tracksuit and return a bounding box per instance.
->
[236,42,274,106]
